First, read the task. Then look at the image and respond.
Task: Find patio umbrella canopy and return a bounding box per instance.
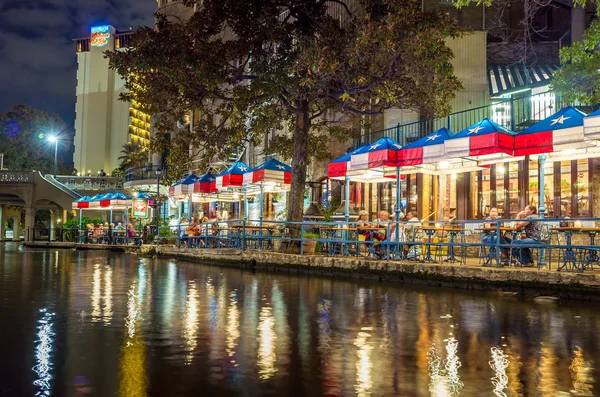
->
[444,118,516,165]
[350,137,402,171]
[514,106,591,157]
[72,196,92,209]
[328,148,361,180]
[169,174,201,197]
[396,128,482,174]
[243,158,292,187]
[584,108,600,146]
[216,161,250,190]
[193,173,218,194]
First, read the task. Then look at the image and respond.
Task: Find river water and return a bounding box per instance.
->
[0,243,598,396]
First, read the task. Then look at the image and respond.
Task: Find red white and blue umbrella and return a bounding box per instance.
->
[216,161,250,190]
[444,118,515,165]
[584,108,600,144]
[169,173,201,197]
[243,158,292,186]
[397,128,482,174]
[72,195,92,209]
[350,137,402,171]
[515,106,589,156]
[193,173,218,194]
[327,148,361,180]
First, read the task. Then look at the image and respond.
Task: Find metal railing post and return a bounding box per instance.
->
[300,223,305,255]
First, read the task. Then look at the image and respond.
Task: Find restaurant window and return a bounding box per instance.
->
[507,161,519,217]
[479,169,491,217]
[530,160,555,216]
[560,160,573,217]
[408,175,418,213]
[577,159,590,217]
[495,164,507,217]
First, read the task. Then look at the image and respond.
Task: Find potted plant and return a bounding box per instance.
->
[302,231,319,254]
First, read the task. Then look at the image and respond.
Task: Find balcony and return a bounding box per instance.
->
[124,165,164,188]
[55,176,124,191]
[357,90,596,147]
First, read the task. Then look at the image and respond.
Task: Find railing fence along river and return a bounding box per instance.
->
[0,243,598,396]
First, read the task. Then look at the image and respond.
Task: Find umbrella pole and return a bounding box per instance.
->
[79,209,82,243]
[395,167,401,259]
[110,209,113,224]
[259,182,264,249]
[538,155,547,267]
[188,193,193,219]
[344,176,350,255]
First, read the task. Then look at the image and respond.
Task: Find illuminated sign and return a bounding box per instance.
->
[91,25,110,47]
[132,198,148,218]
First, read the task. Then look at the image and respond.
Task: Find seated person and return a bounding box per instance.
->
[481,207,510,259]
[403,211,422,257]
[512,205,542,266]
[115,222,125,230]
[372,210,390,241]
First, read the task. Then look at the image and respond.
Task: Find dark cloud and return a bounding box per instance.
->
[0,0,155,155]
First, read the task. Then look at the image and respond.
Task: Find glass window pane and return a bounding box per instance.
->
[577,159,589,217]
[561,161,572,217]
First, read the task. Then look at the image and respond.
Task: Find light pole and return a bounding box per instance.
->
[155,169,162,243]
[47,136,58,178]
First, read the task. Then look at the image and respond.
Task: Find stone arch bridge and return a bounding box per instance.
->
[0,171,81,241]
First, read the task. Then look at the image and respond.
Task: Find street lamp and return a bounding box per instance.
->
[155,168,163,243]
[47,135,58,178]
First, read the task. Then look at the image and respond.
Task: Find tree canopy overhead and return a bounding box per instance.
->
[108,0,463,221]
[0,105,74,174]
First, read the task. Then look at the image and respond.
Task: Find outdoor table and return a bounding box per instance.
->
[551,227,582,272]
[577,228,600,269]
[431,225,464,263]
[474,226,514,267]
[319,227,357,256]
[420,226,438,262]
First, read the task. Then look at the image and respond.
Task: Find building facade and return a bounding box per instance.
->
[73,25,150,176]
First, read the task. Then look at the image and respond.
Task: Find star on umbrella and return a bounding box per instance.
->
[368,143,381,150]
[468,125,484,135]
[276,165,286,170]
[208,177,215,181]
[392,144,403,150]
[550,115,570,126]
[238,166,247,172]
[427,133,441,141]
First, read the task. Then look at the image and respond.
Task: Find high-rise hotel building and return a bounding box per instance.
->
[73,25,150,175]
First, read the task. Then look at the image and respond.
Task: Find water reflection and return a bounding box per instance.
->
[354,328,373,396]
[489,347,509,397]
[2,249,600,396]
[32,309,55,395]
[570,346,594,396]
[257,304,276,380]
[103,265,113,325]
[183,281,199,364]
[91,264,101,322]
[119,281,147,397]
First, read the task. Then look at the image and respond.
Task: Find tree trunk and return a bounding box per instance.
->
[287,104,311,226]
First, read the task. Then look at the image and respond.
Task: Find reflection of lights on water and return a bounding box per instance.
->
[33,309,55,394]
[489,347,509,397]
[125,282,140,340]
[226,290,240,363]
[427,345,444,394]
[317,299,332,347]
[427,337,464,396]
[258,305,277,380]
[137,264,146,304]
[103,266,113,325]
[569,346,593,396]
[183,281,199,364]
[445,337,463,396]
[91,264,101,322]
[354,329,373,396]
[162,262,177,327]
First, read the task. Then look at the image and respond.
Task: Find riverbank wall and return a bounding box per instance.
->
[149,246,600,301]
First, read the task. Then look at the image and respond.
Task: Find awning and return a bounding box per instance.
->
[488,63,559,98]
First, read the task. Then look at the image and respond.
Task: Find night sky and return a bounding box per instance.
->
[0,0,156,161]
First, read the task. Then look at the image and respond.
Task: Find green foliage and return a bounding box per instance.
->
[0,105,74,174]
[107,0,463,220]
[319,198,342,222]
[118,142,148,171]
[63,217,103,229]
[551,19,600,106]
[302,232,320,239]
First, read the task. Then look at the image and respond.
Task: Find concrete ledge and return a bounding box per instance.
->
[23,241,141,253]
[154,247,600,301]
[24,241,76,248]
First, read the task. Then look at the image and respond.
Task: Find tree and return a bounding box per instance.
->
[0,105,75,174]
[107,0,463,223]
[551,18,600,105]
[118,142,148,171]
